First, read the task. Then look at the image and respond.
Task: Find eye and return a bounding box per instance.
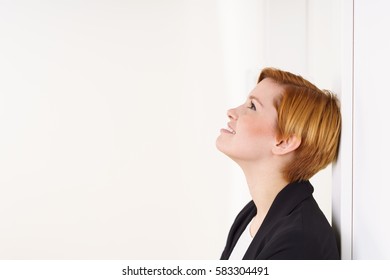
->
[248,100,256,111]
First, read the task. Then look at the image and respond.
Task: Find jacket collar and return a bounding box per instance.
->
[262,180,314,223]
[243,180,314,259]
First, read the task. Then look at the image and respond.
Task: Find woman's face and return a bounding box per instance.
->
[216,78,283,163]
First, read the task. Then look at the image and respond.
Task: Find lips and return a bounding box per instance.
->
[226,125,236,134]
[220,123,236,134]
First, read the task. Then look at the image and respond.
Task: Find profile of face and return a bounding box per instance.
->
[216,78,284,164]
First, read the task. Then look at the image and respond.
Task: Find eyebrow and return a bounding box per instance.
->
[249,95,264,107]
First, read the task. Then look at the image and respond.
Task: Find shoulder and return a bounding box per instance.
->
[257,197,339,259]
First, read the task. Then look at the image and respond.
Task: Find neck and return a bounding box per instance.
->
[239,161,289,234]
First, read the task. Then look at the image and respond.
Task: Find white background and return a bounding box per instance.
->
[0,0,342,259]
[353,0,390,259]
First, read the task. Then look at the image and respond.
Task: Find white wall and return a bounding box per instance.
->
[332,0,354,260]
[353,0,390,259]
[0,0,233,259]
[333,0,390,260]
[0,0,341,259]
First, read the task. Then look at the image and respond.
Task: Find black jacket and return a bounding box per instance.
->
[220,181,340,260]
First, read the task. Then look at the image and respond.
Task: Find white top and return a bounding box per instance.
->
[228,221,253,260]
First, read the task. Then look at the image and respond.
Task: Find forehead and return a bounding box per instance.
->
[250,78,284,103]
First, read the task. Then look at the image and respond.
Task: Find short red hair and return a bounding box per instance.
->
[258,68,341,182]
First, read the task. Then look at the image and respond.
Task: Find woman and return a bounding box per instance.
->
[216,68,341,260]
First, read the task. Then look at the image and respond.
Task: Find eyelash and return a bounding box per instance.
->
[248,101,256,111]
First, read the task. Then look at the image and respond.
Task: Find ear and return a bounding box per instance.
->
[272,135,301,156]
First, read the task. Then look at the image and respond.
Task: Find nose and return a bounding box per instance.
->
[227,107,238,120]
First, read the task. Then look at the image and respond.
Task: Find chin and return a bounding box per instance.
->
[215,142,235,161]
[215,136,228,154]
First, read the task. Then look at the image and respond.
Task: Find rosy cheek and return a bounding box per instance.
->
[241,116,277,138]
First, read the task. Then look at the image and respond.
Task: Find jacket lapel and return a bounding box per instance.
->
[243,180,314,259]
[220,200,256,259]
